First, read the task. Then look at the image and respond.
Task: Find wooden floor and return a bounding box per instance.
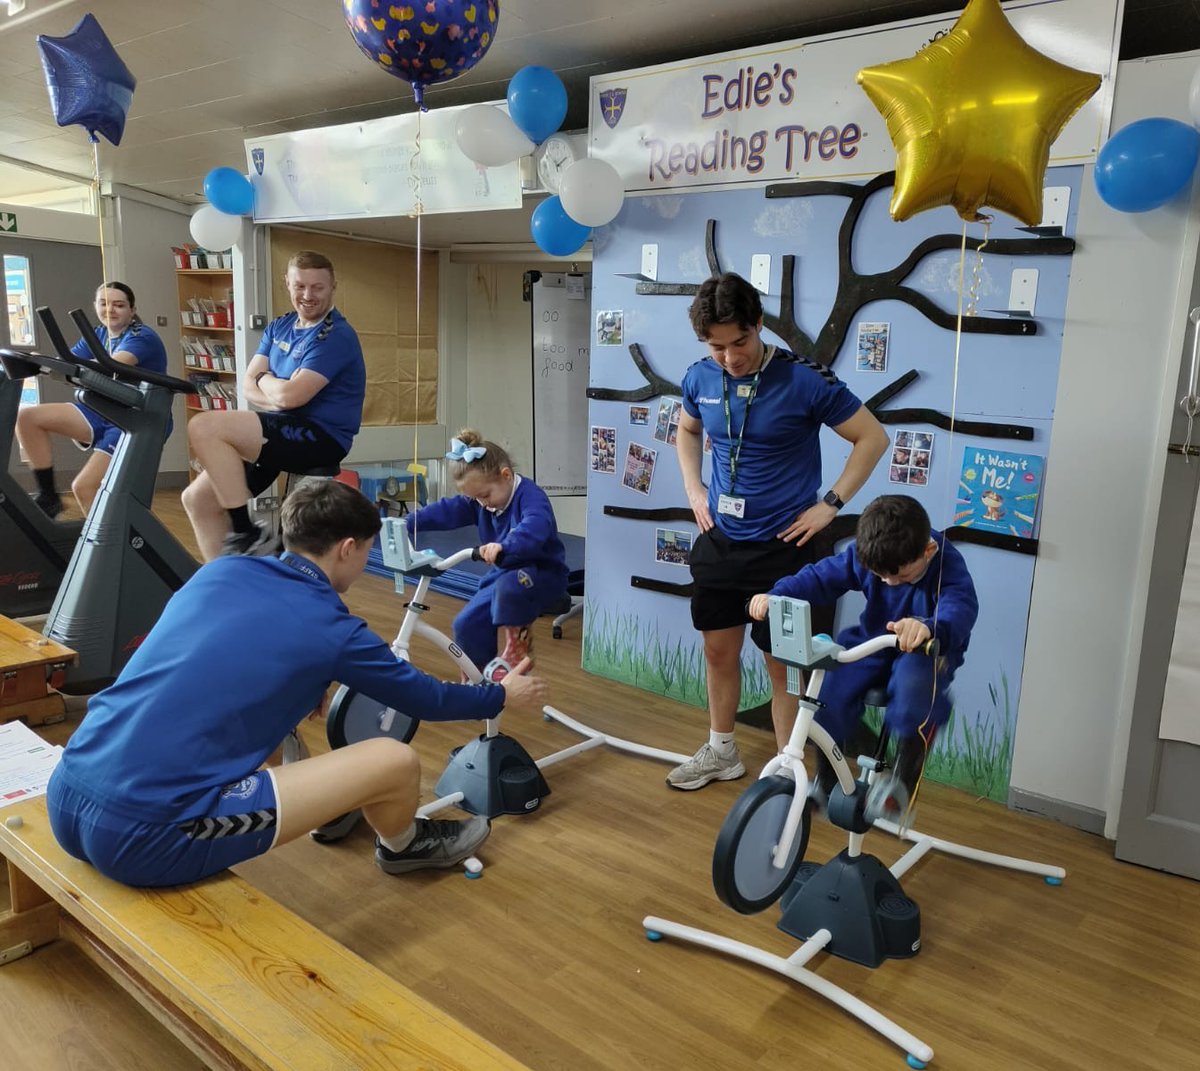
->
[4,493,1199,1070]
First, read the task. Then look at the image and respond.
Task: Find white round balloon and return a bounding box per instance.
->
[455,104,535,168]
[190,204,242,251]
[1190,65,1200,129]
[558,158,625,227]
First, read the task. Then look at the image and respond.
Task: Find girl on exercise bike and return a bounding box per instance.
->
[407,428,570,678]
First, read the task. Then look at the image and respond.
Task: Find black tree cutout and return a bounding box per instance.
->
[592,171,1076,439]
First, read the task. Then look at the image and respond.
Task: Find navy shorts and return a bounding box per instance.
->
[46,766,280,888]
[244,412,347,496]
[72,402,123,455]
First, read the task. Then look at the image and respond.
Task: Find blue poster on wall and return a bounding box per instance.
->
[582,166,1083,801]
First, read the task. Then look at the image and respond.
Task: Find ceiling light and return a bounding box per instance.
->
[6,0,27,15]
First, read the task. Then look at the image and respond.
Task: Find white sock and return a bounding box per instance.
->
[709,730,737,753]
[378,822,417,854]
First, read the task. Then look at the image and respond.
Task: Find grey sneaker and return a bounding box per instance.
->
[375,815,491,874]
[220,522,279,557]
[665,742,746,791]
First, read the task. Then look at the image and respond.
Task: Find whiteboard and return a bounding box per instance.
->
[531,272,591,496]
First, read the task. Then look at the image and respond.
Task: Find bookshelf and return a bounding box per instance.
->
[176,257,237,479]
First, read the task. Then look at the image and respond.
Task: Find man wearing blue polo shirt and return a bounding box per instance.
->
[182,250,366,559]
[667,272,889,791]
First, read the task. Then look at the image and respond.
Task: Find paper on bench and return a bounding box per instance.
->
[0,720,61,807]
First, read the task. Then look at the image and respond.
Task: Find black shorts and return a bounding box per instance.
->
[689,526,835,652]
[244,412,347,496]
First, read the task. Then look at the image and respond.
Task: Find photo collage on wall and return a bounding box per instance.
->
[888,428,934,486]
[653,398,683,446]
[590,425,616,473]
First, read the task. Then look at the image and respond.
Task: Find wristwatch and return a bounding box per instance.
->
[822,489,845,510]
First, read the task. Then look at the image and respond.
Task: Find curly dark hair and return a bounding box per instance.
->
[282,478,380,555]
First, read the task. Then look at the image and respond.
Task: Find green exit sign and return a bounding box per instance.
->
[0,212,17,233]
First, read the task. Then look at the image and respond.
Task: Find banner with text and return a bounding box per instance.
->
[246,103,523,223]
[589,0,1120,194]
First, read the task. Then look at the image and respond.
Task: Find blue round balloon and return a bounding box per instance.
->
[344,0,500,109]
[37,13,137,147]
[507,65,567,144]
[531,196,590,257]
[204,167,255,216]
[1095,117,1200,213]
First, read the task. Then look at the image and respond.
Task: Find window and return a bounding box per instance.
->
[4,253,38,405]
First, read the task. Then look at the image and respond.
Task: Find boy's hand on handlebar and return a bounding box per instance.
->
[499,657,547,709]
[748,593,771,621]
[479,542,504,564]
[887,618,932,652]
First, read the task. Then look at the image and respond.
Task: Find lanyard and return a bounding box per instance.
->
[280,551,326,584]
[722,364,764,495]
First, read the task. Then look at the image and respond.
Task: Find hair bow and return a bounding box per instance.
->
[446,437,487,462]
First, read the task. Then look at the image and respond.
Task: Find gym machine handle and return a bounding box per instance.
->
[66,308,197,394]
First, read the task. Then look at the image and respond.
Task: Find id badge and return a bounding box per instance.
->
[717,494,746,518]
[736,383,753,398]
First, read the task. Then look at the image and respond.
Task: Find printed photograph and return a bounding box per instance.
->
[655,528,693,567]
[590,425,616,474]
[889,427,934,485]
[856,321,890,373]
[629,405,650,425]
[622,441,658,495]
[596,309,624,347]
[653,398,682,445]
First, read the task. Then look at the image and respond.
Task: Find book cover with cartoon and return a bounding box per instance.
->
[956,448,1046,537]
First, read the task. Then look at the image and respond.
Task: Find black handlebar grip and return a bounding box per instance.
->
[922,637,940,658]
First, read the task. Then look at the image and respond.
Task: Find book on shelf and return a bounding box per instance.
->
[181,337,235,372]
[955,447,1045,538]
[186,372,238,410]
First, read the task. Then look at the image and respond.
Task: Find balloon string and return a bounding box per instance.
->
[410,112,424,535]
[91,136,116,357]
[906,221,971,820]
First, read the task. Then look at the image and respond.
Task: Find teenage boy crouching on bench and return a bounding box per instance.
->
[45,479,546,887]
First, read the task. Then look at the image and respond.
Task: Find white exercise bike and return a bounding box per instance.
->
[644,595,1066,1069]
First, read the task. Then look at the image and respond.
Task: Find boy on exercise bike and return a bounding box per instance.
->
[46,479,546,888]
[748,494,978,818]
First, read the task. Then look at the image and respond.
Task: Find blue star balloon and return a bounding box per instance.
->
[37,13,137,146]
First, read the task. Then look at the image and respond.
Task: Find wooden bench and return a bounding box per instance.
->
[0,796,529,1071]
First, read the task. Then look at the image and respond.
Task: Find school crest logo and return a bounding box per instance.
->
[599,88,627,130]
[251,148,265,176]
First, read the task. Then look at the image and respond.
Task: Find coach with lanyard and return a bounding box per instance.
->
[182,250,366,560]
[666,272,889,792]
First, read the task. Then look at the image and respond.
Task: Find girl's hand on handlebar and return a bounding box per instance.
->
[747,593,771,621]
[887,618,932,653]
[498,657,547,710]
[479,542,504,564]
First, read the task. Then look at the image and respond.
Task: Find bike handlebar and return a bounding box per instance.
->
[836,633,939,663]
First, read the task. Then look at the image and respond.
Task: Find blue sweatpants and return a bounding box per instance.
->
[815,628,962,748]
[453,565,567,670]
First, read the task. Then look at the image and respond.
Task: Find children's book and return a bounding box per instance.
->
[955,447,1046,537]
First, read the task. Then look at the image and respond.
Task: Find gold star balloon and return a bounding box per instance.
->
[857,0,1102,226]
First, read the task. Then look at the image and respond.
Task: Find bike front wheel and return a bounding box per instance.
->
[712,775,811,914]
[326,685,420,749]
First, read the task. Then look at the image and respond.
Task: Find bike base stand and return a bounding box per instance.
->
[435,732,551,818]
[777,849,921,968]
